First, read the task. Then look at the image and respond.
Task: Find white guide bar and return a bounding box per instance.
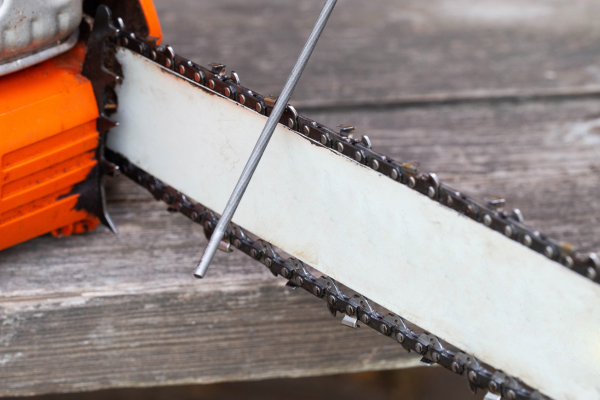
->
[108,48,600,400]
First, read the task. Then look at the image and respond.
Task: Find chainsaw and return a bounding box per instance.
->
[1,1,599,400]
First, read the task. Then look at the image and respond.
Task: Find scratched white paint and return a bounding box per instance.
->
[108,48,600,400]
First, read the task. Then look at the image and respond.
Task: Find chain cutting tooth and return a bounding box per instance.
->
[511,208,524,223]
[230,71,240,85]
[208,62,226,74]
[337,124,355,137]
[218,240,232,253]
[285,280,299,289]
[427,173,440,200]
[341,314,358,328]
[485,197,506,213]
[360,135,372,148]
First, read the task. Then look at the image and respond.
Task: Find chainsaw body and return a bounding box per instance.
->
[0,0,161,250]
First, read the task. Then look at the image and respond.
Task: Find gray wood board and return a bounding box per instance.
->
[1,97,599,396]
[0,186,418,397]
[153,0,600,104]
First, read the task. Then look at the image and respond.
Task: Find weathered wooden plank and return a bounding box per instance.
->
[0,195,418,397]
[153,0,600,104]
[1,97,599,396]
[0,367,486,400]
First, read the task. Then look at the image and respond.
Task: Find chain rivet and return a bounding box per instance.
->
[564,255,574,268]
[483,214,492,227]
[468,370,477,382]
[287,118,295,129]
[224,87,231,97]
[466,204,476,217]
[361,314,370,324]
[337,142,344,152]
[150,50,157,60]
[504,225,513,238]
[544,246,554,259]
[238,94,246,104]
[265,258,272,267]
[296,276,304,286]
[446,195,454,207]
[379,324,389,335]
[346,305,355,316]
[523,234,532,247]
[408,176,416,188]
[395,331,405,343]
[354,151,362,162]
[281,268,291,278]
[178,65,185,74]
[489,381,498,393]
[320,133,328,145]
[432,352,440,363]
[371,159,380,170]
[208,79,215,89]
[451,361,461,373]
[415,342,425,354]
[587,267,597,280]
[165,58,172,68]
[427,186,436,199]
[328,294,336,305]
[390,168,399,180]
[506,389,516,400]
[303,125,311,135]
[255,103,262,113]
[313,286,323,297]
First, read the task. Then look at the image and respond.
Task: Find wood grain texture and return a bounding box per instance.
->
[0,188,418,396]
[153,0,600,104]
[1,0,600,396]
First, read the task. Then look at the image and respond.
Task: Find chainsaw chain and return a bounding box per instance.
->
[97,15,600,399]
[107,149,548,400]
[109,29,600,285]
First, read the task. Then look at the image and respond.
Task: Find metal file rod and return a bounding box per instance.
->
[194,0,338,278]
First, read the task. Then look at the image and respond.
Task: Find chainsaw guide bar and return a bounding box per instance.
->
[89,5,600,400]
[108,31,600,284]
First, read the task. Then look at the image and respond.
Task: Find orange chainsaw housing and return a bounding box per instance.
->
[0,0,162,251]
[0,41,101,251]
